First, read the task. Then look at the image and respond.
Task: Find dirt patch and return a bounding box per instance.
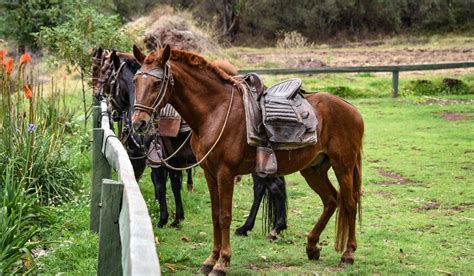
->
[239,47,474,69]
[449,203,474,212]
[416,201,440,211]
[286,58,327,68]
[324,266,345,273]
[440,112,471,121]
[423,98,474,105]
[375,169,414,185]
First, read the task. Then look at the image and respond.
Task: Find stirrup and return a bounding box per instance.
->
[255,146,277,177]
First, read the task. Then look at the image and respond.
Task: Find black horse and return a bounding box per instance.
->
[93,48,288,236]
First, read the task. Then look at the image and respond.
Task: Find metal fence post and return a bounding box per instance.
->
[90,127,112,233]
[392,70,399,97]
[98,179,124,276]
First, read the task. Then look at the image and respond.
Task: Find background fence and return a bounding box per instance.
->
[239,61,474,97]
[89,100,160,275]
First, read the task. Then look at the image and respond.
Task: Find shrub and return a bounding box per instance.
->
[402,78,473,96]
[0,162,43,274]
[276,31,309,49]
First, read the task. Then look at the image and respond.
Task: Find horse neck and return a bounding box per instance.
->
[168,62,236,135]
[118,64,137,118]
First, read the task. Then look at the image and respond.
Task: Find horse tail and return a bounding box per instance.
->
[261,185,272,234]
[335,147,363,252]
[262,177,288,234]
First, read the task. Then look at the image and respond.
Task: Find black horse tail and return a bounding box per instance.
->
[262,176,287,234]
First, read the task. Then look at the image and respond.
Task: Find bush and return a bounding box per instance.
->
[0,163,43,274]
[276,31,309,49]
[402,78,473,96]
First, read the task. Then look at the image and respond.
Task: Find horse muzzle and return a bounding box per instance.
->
[132,111,150,134]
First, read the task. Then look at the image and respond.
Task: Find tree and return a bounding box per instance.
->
[38,3,135,129]
[0,0,75,51]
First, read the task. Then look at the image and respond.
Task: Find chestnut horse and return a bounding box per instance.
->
[131,45,364,274]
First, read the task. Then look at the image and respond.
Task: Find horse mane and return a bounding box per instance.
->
[145,49,239,85]
[116,52,140,72]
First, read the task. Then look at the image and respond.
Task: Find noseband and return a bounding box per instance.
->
[133,63,174,117]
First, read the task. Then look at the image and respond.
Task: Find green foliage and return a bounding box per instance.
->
[38,4,134,77]
[0,0,76,48]
[166,0,474,44]
[402,78,473,96]
[0,162,42,274]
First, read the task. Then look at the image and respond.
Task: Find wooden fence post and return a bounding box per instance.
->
[392,70,399,97]
[98,179,124,276]
[90,128,112,233]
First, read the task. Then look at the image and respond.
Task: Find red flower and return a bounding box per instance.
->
[5,58,14,74]
[20,52,32,65]
[0,49,6,62]
[23,84,33,99]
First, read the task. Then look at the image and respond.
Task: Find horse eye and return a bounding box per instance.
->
[154,80,162,87]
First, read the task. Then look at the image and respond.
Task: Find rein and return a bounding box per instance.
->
[133,63,237,171]
[153,85,236,171]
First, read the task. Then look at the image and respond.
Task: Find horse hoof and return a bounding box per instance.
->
[157,220,167,228]
[340,255,354,266]
[170,220,181,228]
[187,184,194,192]
[235,227,248,236]
[306,246,321,260]
[199,264,214,275]
[266,233,278,241]
[209,268,227,276]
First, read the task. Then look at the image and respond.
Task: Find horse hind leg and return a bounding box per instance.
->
[332,152,362,265]
[300,158,338,261]
[186,168,194,192]
[151,167,169,228]
[266,176,288,241]
[235,173,267,236]
[169,169,184,228]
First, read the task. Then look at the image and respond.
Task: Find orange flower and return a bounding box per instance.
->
[0,49,6,62]
[5,58,14,74]
[23,84,33,99]
[20,52,32,65]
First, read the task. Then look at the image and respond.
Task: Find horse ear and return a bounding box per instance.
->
[133,45,145,64]
[98,47,103,56]
[111,51,121,70]
[161,44,171,66]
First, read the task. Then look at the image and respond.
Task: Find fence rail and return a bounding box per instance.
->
[239,61,474,97]
[90,100,160,275]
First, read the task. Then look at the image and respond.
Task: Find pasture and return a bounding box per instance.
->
[36,87,474,274]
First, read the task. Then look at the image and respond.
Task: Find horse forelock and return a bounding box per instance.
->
[144,49,239,85]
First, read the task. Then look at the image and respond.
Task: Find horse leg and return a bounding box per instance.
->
[186,168,194,192]
[266,176,288,241]
[332,153,361,265]
[169,169,184,228]
[130,157,146,181]
[151,167,169,228]
[200,171,221,274]
[300,159,338,261]
[235,174,266,236]
[210,170,235,275]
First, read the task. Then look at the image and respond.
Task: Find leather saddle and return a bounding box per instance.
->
[240,74,318,150]
[239,74,318,176]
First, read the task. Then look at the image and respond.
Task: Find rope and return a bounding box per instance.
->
[158,85,236,171]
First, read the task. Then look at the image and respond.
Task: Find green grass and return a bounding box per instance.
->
[34,93,474,274]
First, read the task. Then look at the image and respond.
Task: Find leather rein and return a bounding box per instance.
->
[133,63,236,171]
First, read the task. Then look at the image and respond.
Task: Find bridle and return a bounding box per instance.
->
[132,61,237,171]
[133,63,174,118]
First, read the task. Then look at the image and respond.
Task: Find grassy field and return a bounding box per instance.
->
[35,88,474,274]
[27,34,473,274]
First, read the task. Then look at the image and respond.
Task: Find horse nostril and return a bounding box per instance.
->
[133,120,147,133]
